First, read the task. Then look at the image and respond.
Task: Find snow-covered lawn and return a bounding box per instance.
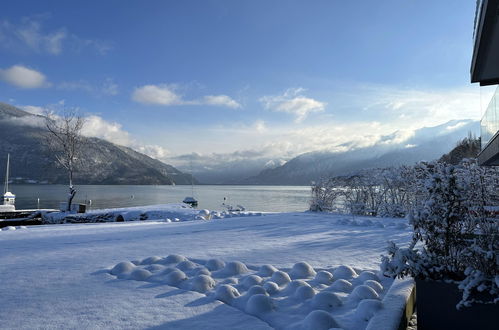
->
[0,211,412,329]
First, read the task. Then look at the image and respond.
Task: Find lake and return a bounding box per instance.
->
[9,184,312,212]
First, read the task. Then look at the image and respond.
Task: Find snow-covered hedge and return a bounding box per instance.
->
[380,161,499,308]
[310,164,428,217]
[310,160,499,219]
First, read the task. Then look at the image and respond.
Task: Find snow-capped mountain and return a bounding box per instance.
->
[243,120,479,185]
[0,102,194,185]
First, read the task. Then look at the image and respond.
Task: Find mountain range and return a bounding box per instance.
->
[1,102,479,186]
[242,120,479,185]
[0,102,194,185]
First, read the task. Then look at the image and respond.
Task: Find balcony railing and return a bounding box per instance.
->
[480,85,499,149]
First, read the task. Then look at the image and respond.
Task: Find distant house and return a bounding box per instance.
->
[472,0,499,165]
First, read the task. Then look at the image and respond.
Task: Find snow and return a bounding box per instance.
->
[311,291,343,310]
[365,278,414,330]
[41,203,263,224]
[290,261,317,279]
[333,265,358,280]
[349,285,380,301]
[0,211,413,329]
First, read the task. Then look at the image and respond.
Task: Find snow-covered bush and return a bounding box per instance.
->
[381,161,499,308]
[310,177,344,212]
[310,165,427,217]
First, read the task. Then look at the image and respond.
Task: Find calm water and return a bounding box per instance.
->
[10,185,312,212]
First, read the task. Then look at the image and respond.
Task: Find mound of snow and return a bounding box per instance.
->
[311,291,343,310]
[110,261,135,275]
[145,264,164,272]
[332,265,357,280]
[130,269,151,281]
[357,271,379,282]
[163,254,186,264]
[270,270,291,286]
[355,299,382,321]
[190,275,215,293]
[164,269,187,286]
[176,260,197,271]
[141,256,163,265]
[328,279,353,293]
[364,280,383,293]
[350,285,379,301]
[157,267,175,275]
[241,275,263,289]
[284,280,311,294]
[215,284,240,304]
[258,264,278,277]
[220,277,238,285]
[206,258,225,271]
[198,209,210,218]
[246,285,268,296]
[263,281,280,295]
[245,294,273,315]
[218,261,248,276]
[302,310,340,330]
[195,267,211,276]
[290,261,317,279]
[314,270,333,284]
[294,285,315,300]
[2,226,16,231]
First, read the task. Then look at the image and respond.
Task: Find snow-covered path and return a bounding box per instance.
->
[0,212,411,329]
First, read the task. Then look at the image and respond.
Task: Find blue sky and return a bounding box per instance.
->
[0,0,492,168]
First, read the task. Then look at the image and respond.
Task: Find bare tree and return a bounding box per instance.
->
[44,109,85,212]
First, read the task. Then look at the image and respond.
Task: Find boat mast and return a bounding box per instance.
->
[190,164,194,197]
[4,153,9,195]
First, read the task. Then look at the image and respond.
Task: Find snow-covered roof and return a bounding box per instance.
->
[3,192,15,198]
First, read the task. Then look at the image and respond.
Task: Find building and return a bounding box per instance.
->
[471,0,499,165]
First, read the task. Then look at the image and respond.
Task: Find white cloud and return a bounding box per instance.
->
[81,115,131,146]
[132,83,240,108]
[75,38,113,55]
[0,65,49,88]
[12,104,167,161]
[446,122,467,131]
[134,144,170,160]
[78,115,170,160]
[102,78,119,96]
[57,80,93,92]
[57,78,119,96]
[0,16,111,55]
[253,120,266,133]
[21,105,45,115]
[360,85,489,128]
[260,88,326,122]
[202,95,241,108]
[15,18,67,55]
[132,84,182,106]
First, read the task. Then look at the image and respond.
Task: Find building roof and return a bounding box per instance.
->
[471,0,499,85]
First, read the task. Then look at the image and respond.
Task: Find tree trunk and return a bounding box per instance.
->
[66,186,76,212]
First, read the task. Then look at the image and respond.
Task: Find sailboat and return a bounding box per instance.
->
[1,154,16,212]
[182,172,198,207]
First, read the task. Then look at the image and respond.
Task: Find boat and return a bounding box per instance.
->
[182,164,198,207]
[1,154,15,212]
[0,154,50,227]
[182,196,198,207]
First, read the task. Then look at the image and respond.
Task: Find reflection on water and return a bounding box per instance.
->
[10,185,311,213]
